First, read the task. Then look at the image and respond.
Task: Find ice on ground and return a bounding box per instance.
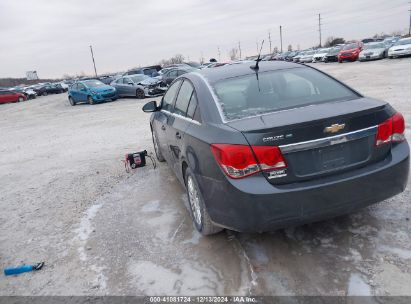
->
[128,260,224,295]
[348,273,372,296]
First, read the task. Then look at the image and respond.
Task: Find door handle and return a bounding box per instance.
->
[176,132,181,139]
[161,125,166,131]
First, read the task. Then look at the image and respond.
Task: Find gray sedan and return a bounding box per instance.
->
[111,74,166,99]
[142,62,409,235]
[359,42,387,61]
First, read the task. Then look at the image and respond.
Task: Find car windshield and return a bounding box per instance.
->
[343,43,358,50]
[83,80,104,88]
[212,67,358,121]
[394,38,411,46]
[130,75,149,83]
[364,43,385,49]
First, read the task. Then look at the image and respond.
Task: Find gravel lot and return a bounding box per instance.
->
[1,59,410,296]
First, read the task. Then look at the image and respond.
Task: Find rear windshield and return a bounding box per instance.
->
[212,67,358,121]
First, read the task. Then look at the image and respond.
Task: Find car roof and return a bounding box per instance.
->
[193,61,301,83]
[365,42,384,45]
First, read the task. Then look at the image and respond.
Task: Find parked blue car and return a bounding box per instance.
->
[68,79,117,105]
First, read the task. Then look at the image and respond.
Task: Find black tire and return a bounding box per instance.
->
[42,91,48,96]
[136,89,145,99]
[151,129,165,162]
[68,96,76,106]
[88,96,95,105]
[185,167,223,235]
[338,60,342,63]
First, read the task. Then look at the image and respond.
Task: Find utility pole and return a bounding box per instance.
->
[268,30,272,54]
[217,46,221,61]
[238,41,242,60]
[318,13,322,47]
[89,45,98,77]
[409,2,411,36]
[279,26,283,53]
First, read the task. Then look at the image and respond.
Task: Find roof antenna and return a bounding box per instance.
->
[251,39,265,71]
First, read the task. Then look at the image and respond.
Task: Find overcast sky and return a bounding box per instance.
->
[0,0,409,78]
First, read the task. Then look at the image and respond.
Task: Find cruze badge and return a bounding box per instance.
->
[324,123,346,134]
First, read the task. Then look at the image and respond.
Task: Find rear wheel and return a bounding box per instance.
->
[88,96,95,105]
[185,167,223,235]
[68,96,76,106]
[151,129,165,162]
[136,89,145,99]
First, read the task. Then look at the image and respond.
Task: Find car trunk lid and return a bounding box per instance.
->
[226,98,394,184]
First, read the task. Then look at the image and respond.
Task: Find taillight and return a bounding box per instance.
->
[375,112,405,146]
[392,112,405,142]
[210,144,287,179]
[251,146,287,171]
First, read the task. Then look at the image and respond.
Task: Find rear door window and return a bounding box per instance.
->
[174,80,194,116]
[162,80,182,112]
[187,93,198,119]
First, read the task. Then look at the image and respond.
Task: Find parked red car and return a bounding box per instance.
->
[338,42,363,63]
[0,90,27,104]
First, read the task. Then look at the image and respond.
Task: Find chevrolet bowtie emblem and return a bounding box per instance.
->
[324,123,346,134]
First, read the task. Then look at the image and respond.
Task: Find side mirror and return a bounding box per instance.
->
[128,82,134,86]
[142,100,159,113]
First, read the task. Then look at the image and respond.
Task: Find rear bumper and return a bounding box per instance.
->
[198,142,409,232]
[359,54,383,61]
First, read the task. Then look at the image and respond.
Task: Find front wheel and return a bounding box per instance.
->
[185,167,223,236]
[136,89,145,99]
[69,96,76,106]
[18,97,24,102]
[88,96,95,105]
[151,129,165,162]
[42,92,48,96]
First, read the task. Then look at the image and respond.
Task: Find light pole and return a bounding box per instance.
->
[279,26,283,53]
[89,45,98,77]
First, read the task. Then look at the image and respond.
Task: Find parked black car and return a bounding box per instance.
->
[324,46,343,62]
[34,84,65,96]
[124,65,162,77]
[98,76,116,85]
[142,61,409,235]
[161,67,196,86]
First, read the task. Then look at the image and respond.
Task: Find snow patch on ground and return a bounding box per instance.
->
[348,273,372,296]
[128,260,224,295]
[74,203,103,261]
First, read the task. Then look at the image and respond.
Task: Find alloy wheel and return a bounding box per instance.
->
[187,176,202,226]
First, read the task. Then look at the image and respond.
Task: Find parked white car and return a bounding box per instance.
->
[299,50,316,63]
[359,42,387,61]
[312,48,330,62]
[388,38,411,58]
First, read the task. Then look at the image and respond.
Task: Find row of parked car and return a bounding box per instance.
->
[268,36,411,63]
[0,81,70,104]
[67,64,202,105]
